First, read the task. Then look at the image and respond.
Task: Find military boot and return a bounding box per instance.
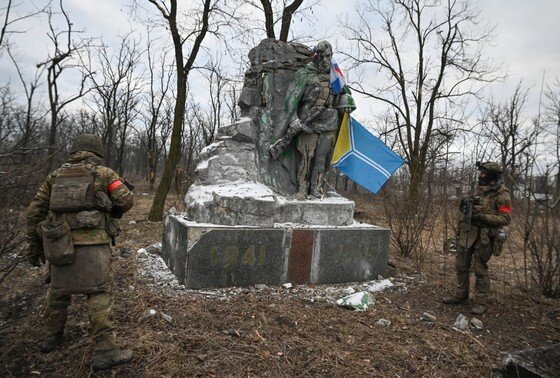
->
[92,349,134,371]
[40,332,63,353]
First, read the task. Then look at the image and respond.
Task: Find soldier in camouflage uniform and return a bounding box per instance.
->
[443,162,512,315]
[26,134,134,370]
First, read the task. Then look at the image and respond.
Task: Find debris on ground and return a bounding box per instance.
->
[376,318,391,327]
[470,317,484,330]
[453,314,469,331]
[420,312,436,323]
[336,291,375,311]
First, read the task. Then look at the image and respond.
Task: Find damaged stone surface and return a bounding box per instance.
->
[162,214,389,288]
[496,343,560,378]
[186,182,355,227]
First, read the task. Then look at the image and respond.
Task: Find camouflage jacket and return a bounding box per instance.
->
[457,183,511,248]
[26,151,133,252]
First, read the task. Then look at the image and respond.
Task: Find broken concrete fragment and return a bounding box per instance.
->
[496,343,560,378]
[420,312,436,322]
[453,314,469,331]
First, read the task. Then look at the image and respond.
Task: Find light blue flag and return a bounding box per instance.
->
[332,114,405,194]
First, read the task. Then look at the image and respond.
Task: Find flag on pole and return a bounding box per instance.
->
[330,59,346,95]
[331,113,405,194]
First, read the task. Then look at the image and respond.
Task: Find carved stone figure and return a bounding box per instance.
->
[269,41,355,198]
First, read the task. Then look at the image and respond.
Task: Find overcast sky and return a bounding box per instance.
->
[2,0,559,122]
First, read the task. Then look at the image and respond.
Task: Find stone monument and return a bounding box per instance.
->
[162,39,390,288]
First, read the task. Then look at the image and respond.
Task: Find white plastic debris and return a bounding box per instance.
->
[453,314,469,331]
[147,309,157,317]
[282,283,293,289]
[161,313,173,323]
[255,284,268,290]
[336,291,374,311]
[376,318,391,327]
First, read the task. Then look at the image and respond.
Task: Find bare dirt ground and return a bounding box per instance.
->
[1,185,559,377]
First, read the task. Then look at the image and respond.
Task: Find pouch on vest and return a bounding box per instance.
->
[492,226,509,256]
[49,164,95,212]
[40,220,75,265]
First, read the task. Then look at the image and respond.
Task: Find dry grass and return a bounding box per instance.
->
[1,184,559,376]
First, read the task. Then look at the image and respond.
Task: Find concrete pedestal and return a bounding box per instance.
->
[162,214,390,288]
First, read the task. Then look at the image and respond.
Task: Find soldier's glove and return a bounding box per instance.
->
[29,250,46,267]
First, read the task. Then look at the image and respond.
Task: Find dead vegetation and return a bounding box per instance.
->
[0,188,559,377]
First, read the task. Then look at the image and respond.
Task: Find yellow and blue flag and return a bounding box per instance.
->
[332,114,404,194]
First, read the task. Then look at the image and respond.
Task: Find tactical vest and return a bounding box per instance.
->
[49,162,111,245]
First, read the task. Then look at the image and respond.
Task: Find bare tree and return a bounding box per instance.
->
[84,34,142,173]
[6,46,44,153]
[139,30,174,189]
[144,0,230,221]
[480,83,542,192]
[340,0,500,204]
[544,78,560,205]
[37,0,92,169]
[259,0,304,41]
[0,0,48,51]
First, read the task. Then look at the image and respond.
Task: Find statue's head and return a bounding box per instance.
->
[312,41,332,73]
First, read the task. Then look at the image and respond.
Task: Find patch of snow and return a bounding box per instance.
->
[366,279,394,292]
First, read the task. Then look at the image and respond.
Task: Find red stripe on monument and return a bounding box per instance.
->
[288,230,314,284]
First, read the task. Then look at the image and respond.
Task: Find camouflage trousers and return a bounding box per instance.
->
[454,241,493,303]
[44,289,116,351]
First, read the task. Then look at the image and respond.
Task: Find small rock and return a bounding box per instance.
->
[314,296,327,303]
[128,285,135,291]
[137,248,149,259]
[161,313,173,323]
[282,283,293,289]
[376,318,391,327]
[142,193,149,196]
[147,309,157,317]
[470,317,483,330]
[129,220,136,224]
[420,312,436,322]
[453,314,469,331]
[145,243,162,255]
[255,284,268,290]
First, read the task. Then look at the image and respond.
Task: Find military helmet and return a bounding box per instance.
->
[476,161,503,175]
[70,133,105,158]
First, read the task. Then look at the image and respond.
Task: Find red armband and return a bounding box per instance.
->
[497,205,511,214]
[108,179,123,193]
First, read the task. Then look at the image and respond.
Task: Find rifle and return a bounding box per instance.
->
[269,108,326,160]
[460,195,480,247]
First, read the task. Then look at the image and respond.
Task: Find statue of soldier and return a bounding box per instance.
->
[269,41,355,199]
[26,134,134,370]
[443,162,512,315]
